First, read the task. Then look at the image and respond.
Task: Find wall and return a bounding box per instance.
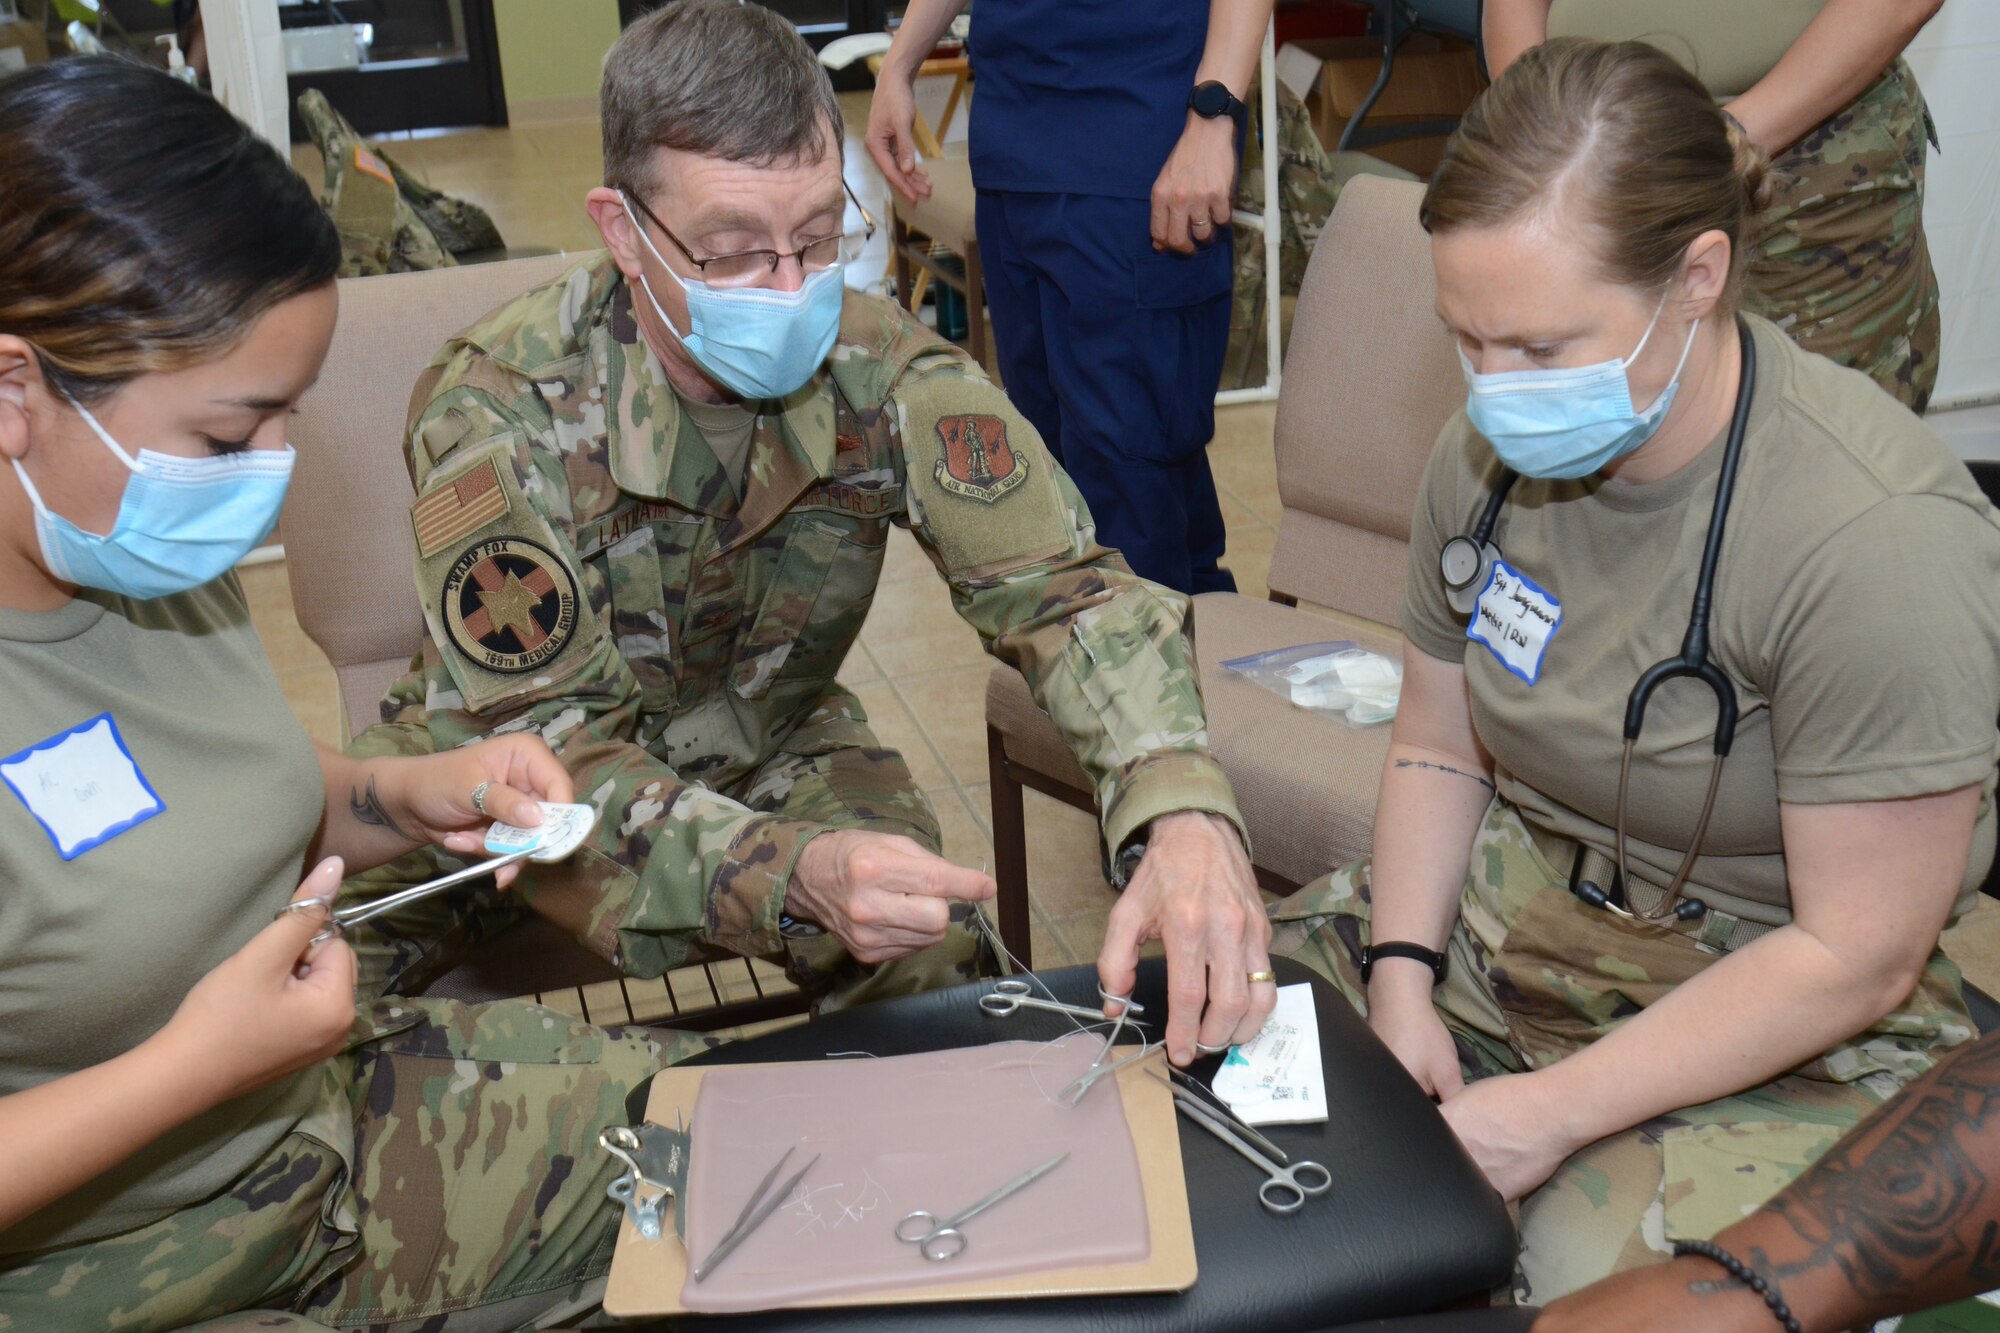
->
[491,0,621,120]
[1908,4,2000,410]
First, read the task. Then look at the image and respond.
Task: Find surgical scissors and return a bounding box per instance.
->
[978,978,1138,1023]
[1156,1072,1331,1214]
[895,1152,1067,1261]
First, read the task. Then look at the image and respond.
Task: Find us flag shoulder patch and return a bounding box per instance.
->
[412,457,509,558]
[352,145,394,185]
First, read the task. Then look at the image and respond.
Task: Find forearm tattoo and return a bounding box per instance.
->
[1746,1037,2000,1308]
[1394,758,1496,794]
[348,774,413,842]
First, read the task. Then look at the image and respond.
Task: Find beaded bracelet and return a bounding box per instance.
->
[1673,1239,1803,1333]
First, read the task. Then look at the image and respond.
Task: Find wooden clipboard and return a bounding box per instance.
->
[603,1049,1197,1317]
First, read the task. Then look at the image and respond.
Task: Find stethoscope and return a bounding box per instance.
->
[1438,314,1757,925]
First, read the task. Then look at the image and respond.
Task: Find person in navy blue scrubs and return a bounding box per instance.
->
[870,0,1275,595]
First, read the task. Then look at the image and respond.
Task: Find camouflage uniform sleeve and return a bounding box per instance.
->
[380,348,813,974]
[887,350,1247,879]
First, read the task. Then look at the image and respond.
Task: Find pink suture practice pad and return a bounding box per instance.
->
[679,1034,1152,1313]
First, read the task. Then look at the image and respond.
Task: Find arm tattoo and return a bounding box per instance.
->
[1759,1036,2000,1305]
[1394,758,1496,794]
[348,775,414,843]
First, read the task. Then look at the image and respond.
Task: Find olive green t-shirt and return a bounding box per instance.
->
[678,392,758,494]
[0,574,327,1253]
[1547,0,1828,96]
[1402,316,2000,926]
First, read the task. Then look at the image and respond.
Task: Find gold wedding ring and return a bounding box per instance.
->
[1246,970,1277,984]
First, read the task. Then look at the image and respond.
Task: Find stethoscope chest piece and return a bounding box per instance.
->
[1440,535,1500,615]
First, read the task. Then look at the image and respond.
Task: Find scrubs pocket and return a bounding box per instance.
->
[1134,239,1234,310]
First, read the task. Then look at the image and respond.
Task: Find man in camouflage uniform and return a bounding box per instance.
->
[1270,799,1974,1305]
[356,1,1274,1055]
[1742,57,1941,414]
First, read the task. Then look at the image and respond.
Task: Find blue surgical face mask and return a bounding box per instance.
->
[10,398,295,600]
[1460,295,1700,481]
[623,190,844,401]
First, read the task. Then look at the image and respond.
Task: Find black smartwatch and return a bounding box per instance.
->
[1360,941,1448,986]
[1188,80,1248,131]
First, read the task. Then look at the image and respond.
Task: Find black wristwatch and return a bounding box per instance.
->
[1360,941,1448,986]
[778,913,824,939]
[1112,835,1148,889]
[1188,80,1248,131]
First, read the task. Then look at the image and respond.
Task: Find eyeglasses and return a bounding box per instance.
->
[621,181,876,288]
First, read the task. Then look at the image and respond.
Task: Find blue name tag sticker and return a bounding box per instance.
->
[1466,559,1562,685]
[0,713,165,860]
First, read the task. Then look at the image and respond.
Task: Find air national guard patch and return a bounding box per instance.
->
[934,414,1027,503]
[441,537,579,674]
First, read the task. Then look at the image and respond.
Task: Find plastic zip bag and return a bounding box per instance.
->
[1222,641,1402,726]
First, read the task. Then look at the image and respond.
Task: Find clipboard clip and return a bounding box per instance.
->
[601,1115,691,1242]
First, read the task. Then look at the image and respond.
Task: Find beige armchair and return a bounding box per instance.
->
[286,255,574,738]
[982,175,1464,935]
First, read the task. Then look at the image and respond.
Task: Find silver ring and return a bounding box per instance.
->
[470,780,492,816]
[1194,1040,1232,1054]
[1192,221,1211,231]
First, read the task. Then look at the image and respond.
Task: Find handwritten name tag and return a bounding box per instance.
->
[0,714,165,860]
[1467,559,1562,685]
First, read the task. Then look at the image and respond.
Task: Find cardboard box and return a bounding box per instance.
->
[0,18,47,77]
[1278,33,1486,178]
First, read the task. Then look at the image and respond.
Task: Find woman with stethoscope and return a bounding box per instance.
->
[1271,38,2000,1308]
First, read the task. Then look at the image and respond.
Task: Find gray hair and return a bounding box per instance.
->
[601,0,843,196]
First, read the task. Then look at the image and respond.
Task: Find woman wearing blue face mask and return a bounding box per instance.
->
[1269,40,2000,1308]
[0,60,712,1328]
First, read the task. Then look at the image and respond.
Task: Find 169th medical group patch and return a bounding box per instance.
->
[441,536,579,674]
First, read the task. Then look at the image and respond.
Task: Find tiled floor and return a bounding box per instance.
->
[268,113,2000,1001]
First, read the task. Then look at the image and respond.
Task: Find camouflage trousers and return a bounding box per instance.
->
[1269,798,1975,1304]
[1742,58,1941,413]
[0,1000,717,1331]
[343,683,992,1014]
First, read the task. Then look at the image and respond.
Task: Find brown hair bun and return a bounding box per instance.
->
[1723,111,1779,214]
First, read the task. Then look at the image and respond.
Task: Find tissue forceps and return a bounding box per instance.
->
[1156,1073,1331,1213]
[692,1145,820,1282]
[895,1152,1068,1261]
